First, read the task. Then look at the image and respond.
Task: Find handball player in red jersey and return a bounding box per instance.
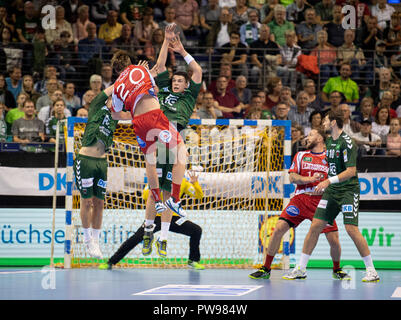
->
[249,127,351,281]
[110,24,187,219]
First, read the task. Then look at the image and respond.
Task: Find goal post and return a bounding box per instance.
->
[64,117,293,269]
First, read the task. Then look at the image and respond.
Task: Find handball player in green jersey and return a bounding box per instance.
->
[140,34,203,257]
[284,110,380,282]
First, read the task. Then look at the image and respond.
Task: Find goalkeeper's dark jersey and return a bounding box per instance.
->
[156,70,201,129]
[81,91,118,152]
[326,131,359,192]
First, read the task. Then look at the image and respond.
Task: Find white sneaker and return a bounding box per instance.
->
[155,201,167,214]
[362,267,380,282]
[282,265,307,280]
[165,197,186,217]
[86,239,103,259]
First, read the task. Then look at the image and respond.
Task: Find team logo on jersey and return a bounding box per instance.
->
[336,150,340,158]
[159,130,172,143]
[322,159,327,165]
[286,205,300,217]
[343,150,348,162]
[137,136,146,148]
[303,157,312,162]
[166,171,173,181]
[97,179,107,189]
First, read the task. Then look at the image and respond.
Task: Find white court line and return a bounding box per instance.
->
[391,287,401,298]
[0,270,63,275]
[134,284,263,296]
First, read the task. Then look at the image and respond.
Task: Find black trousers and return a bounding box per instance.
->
[108,216,202,265]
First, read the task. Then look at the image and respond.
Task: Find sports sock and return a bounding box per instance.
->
[263,254,274,270]
[362,255,374,269]
[92,229,101,242]
[144,220,154,229]
[333,260,340,271]
[299,253,310,269]
[151,188,162,202]
[171,183,181,202]
[83,228,92,242]
[159,222,170,241]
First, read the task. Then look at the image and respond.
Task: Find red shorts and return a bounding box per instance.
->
[132,109,182,154]
[280,193,338,233]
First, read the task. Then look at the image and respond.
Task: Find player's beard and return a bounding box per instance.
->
[307,140,316,150]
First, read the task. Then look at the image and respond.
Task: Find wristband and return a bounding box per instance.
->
[184,54,194,65]
[328,176,339,184]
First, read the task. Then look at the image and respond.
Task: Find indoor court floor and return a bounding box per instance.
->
[0,267,400,300]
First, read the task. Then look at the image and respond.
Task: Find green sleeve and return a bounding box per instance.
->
[156,70,170,90]
[188,80,202,99]
[343,138,357,168]
[88,91,108,119]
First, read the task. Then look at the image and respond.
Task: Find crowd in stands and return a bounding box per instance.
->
[0,0,401,158]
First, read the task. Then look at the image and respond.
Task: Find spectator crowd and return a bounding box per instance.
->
[0,0,400,157]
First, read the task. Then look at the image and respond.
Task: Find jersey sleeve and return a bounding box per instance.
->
[188,79,202,99]
[155,70,170,90]
[288,152,302,174]
[343,137,358,168]
[111,92,124,113]
[185,181,204,199]
[89,91,108,118]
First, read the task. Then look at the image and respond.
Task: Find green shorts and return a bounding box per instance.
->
[314,187,360,226]
[157,162,173,193]
[74,154,108,200]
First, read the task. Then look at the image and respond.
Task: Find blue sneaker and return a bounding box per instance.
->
[165,197,186,217]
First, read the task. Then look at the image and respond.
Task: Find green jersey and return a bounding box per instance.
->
[156,70,202,128]
[81,91,118,152]
[326,131,359,191]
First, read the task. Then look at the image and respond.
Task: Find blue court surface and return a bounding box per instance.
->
[0,267,400,300]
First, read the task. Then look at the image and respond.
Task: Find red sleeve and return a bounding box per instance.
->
[289,152,302,174]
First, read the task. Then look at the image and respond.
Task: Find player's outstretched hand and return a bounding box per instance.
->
[165,23,177,42]
[137,60,149,69]
[188,170,198,184]
[169,35,185,55]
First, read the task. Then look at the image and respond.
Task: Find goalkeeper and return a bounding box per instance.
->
[98,170,205,270]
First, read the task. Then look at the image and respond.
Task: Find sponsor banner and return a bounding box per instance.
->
[295,212,401,262]
[0,167,400,200]
[0,209,400,265]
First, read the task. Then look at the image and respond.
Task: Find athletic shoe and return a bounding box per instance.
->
[142,229,154,256]
[86,239,103,259]
[332,268,351,280]
[282,265,307,280]
[155,201,167,213]
[98,262,112,270]
[249,266,271,279]
[155,239,167,257]
[188,260,205,270]
[362,267,380,282]
[165,197,186,217]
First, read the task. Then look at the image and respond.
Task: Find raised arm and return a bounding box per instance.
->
[149,24,177,77]
[169,35,202,84]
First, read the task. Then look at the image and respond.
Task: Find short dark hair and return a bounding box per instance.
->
[172,71,190,83]
[23,99,35,108]
[327,109,344,129]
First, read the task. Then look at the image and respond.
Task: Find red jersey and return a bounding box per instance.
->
[111,64,157,116]
[289,150,329,195]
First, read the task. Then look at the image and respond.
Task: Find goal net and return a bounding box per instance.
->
[64,117,293,269]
